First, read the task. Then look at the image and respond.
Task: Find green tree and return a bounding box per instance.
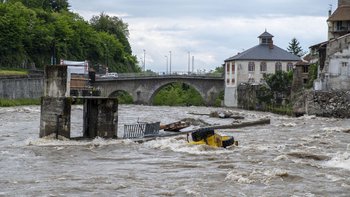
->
[264,70,293,104]
[0,2,139,73]
[7,0,69,12]
[287,38,305,57]
[49,0,69,12]
[90,13,139,73]
[0,2,37,67]
[153,83,204,106]
[90,13,131,54]
[213,65,224,74]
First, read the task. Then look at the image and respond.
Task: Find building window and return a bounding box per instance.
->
[260,62,267,73]
[303,65,309,73]
[336,21,343,31]
[232,64,235,74]
[342,62,348,76]
[275,62,282,72]
[287,62,293,71]
[248,62,255,72]
[226,63,230,72]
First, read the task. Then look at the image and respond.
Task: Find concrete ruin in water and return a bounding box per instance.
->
[39,65,118,139]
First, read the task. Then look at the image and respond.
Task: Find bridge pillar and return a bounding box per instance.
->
[83,98,118,138]
[40,65,71,139]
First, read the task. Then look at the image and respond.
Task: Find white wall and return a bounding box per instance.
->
[224,59,297,107]
[226,60,296,84]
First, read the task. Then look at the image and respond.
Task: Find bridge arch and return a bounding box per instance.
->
[108,90,134,104]
[149,81,205,105]
[93,75,224,106]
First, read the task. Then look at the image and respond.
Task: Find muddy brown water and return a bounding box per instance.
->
[0,105,349,196]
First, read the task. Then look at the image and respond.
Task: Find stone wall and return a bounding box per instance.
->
[0,76,43,99]
[293,90,350,118]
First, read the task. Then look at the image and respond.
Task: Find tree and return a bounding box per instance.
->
[6,0,69,12]
[213,65,224,74]
[49,0,69,12]
[90,13,131,54]
[287,38,305,57]
[0,2,140,72]
[264,70,293,104]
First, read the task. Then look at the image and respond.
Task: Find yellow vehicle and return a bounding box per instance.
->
[188,128,237,148]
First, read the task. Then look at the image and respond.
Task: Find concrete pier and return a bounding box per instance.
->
[40,97,71,138]
[83,98,118,138]
[40,65,118,139]
[40,65,71,138]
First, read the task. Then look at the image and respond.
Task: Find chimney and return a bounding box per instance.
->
[269,40,274,49]
[328,4,332,17]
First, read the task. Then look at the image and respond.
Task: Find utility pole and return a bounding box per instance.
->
[165,55,168,74]
[143,49,146,72]
[169,51,172,74]
[192,56,194,73]
[188,51,190,74]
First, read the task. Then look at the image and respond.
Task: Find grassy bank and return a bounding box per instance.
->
[0,98,40,107]
[0,68,28,76]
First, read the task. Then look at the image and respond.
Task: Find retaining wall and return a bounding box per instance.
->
[0,76,43,99]
[293,90,350,118]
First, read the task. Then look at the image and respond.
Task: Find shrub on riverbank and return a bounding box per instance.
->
[0,98,40,107]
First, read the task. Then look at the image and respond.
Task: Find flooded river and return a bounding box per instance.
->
[0,105,349,196]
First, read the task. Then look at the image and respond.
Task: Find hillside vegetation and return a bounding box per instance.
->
[0,0,140,73]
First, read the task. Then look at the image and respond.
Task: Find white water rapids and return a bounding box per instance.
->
[0,105,349,196]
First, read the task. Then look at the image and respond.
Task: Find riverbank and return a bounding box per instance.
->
[0,98,40,107]
[0,68,28,76]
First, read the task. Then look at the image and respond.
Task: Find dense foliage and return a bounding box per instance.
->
[0,1,140,73]
[110,90,133,104]
[153,83,204,106]
[263,70,293,104]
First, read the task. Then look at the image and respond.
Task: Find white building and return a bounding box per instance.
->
[313,0,350,91]
[224,31,300,107]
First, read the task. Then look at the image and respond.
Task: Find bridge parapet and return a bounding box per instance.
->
[96,72,224,81]
[100,72,223,79]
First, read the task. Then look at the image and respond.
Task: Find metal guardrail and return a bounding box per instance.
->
[123,122,160,139]
[97,72,223,80]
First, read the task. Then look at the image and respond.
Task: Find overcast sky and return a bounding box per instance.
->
[69,0,338,73]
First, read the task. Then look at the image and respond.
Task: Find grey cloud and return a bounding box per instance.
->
[70,0,338,19]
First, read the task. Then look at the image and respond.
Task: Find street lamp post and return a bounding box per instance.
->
[104,43,109,73]
[143,49,146,72]
[169,51,172,74]
[165,55,168,74]
[188,51,190,74]
[192,55,194,73]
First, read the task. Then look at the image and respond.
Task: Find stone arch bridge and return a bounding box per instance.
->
[93,74,224,105]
